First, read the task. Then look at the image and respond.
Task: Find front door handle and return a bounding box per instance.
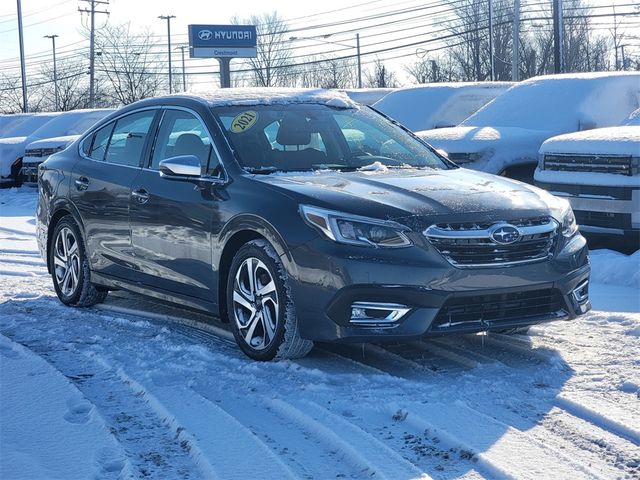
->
[131,188,150,204]
[74,176,89,191]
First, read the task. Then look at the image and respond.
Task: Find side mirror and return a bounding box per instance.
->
[159,155,201,178]
[436,148,449,159]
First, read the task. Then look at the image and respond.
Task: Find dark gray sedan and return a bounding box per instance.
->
[36,89,591,360]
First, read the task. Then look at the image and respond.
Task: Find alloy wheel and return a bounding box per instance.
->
[232,257,279,351]
[53,227,81,297]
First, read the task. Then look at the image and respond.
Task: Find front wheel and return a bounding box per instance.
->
[227,239,313,361]
[50,216,107,307]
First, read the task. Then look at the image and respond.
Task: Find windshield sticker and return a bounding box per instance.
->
[230,111,258,133]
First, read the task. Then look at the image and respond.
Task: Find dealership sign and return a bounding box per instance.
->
[188,24,257,58]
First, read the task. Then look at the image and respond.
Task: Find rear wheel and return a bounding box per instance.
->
[227,240,313,361]
[50,216,107,307]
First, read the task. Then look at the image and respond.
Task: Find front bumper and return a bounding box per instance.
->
[536,180,640,236]
[289,234,590,342]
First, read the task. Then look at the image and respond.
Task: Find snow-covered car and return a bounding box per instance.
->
[535,109,640,240]
[372,82,512,132]
[21,109,115,183]
[340,88,396,105]
[0,113,37,135]
[0,113,60,186]
[0,109,113,186]
[416,72,640,182]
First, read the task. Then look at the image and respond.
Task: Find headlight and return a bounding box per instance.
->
[560,203,578,237]
[300,205,411,248]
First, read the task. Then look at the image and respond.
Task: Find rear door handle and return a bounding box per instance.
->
[74,176,89,191]
[131,188,150,204]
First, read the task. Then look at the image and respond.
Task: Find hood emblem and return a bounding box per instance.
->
[198,30,213,40]
[490,224,521,244]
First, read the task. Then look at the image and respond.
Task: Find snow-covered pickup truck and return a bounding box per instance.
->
[535,110,640,240]
[416,72,640,183]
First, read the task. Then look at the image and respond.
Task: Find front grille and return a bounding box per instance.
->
[424,217,558,267]
[24,147,60,158]
[574,210,632,230]
[432,289,565,330]
[544,154,634,176]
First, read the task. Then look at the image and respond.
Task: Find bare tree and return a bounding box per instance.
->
[93,23,164,106]
[0,73,46,113]
[39,60,91,111]
[365,58,398,88]
[297,56,356,89]
[232,11,292,87]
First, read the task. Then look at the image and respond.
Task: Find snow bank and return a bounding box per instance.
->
[540,126,640,157]
[373,82,511,132]
[187,88,358,109]
[589,249,640,289]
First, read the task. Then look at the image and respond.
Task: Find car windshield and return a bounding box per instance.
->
[30,110,112,139]
[214,104,449,173]
[3,114,57,137]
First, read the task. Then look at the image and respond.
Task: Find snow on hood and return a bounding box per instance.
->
[0,136,29,177]
[417,126,553,173]
[179,88,358,109]
[540,126,640,157]
[26,135,79,150]
[255,167,565,224]
[373,82,511,131]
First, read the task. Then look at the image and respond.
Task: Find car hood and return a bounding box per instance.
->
[254,167,566,226]
[416,126,555,174]
[540,126,640,157]
[0,136,29,177]
[26,134,79,150]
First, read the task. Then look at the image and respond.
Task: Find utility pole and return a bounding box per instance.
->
[16,0,28,112]
[159,15,176,94]
[488,0,494,81]
[356,33,362,88]
[176,45,187,92]
[45,35,60,110]
[553,0,564,74]
[79,0,109,108]
[620,45,627,70]
[512,0,520,81]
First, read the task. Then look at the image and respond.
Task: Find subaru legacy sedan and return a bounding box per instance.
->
[37,89,591,360]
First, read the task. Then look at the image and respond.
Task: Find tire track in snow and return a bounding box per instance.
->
[0,329,208,479]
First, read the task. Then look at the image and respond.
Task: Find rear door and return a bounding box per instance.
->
[129,108,226,300]
[71,109,158,278]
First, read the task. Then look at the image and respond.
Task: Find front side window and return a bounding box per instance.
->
[150,110,219,176]
[214,104,448,172]
[104,110,156,167]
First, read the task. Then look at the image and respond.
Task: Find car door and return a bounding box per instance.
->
[129,108,226,300]
[71,109,158,278]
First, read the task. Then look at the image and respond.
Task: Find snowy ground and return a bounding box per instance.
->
[1,187,639,480]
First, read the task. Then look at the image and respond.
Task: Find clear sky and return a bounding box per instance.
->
[0,0,638,88]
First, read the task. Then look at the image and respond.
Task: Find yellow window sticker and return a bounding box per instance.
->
[230,111,258,133]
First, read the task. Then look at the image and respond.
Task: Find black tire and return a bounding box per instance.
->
[226,239,313,361]
[49,216,107,307]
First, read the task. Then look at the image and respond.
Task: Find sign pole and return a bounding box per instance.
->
[218,58,231,88]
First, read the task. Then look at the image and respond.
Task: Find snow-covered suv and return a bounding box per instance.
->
[416,72,640,183]
[535,110,640,241]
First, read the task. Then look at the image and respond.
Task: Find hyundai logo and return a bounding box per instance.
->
[490,224,521,244]
[198,30,213,40]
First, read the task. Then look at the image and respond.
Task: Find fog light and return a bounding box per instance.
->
[349,302,411,327]
[572,280,589,303]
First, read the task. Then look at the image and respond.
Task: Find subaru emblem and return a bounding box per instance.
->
[490,224,521,245]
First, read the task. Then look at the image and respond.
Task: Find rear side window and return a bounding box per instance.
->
[104,110,156,167]
[86,123,114,161]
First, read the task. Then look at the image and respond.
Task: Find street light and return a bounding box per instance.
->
[175,45,187,92]
[158,15,176,94]
[44,34,59,110]
[289,34,362,88]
